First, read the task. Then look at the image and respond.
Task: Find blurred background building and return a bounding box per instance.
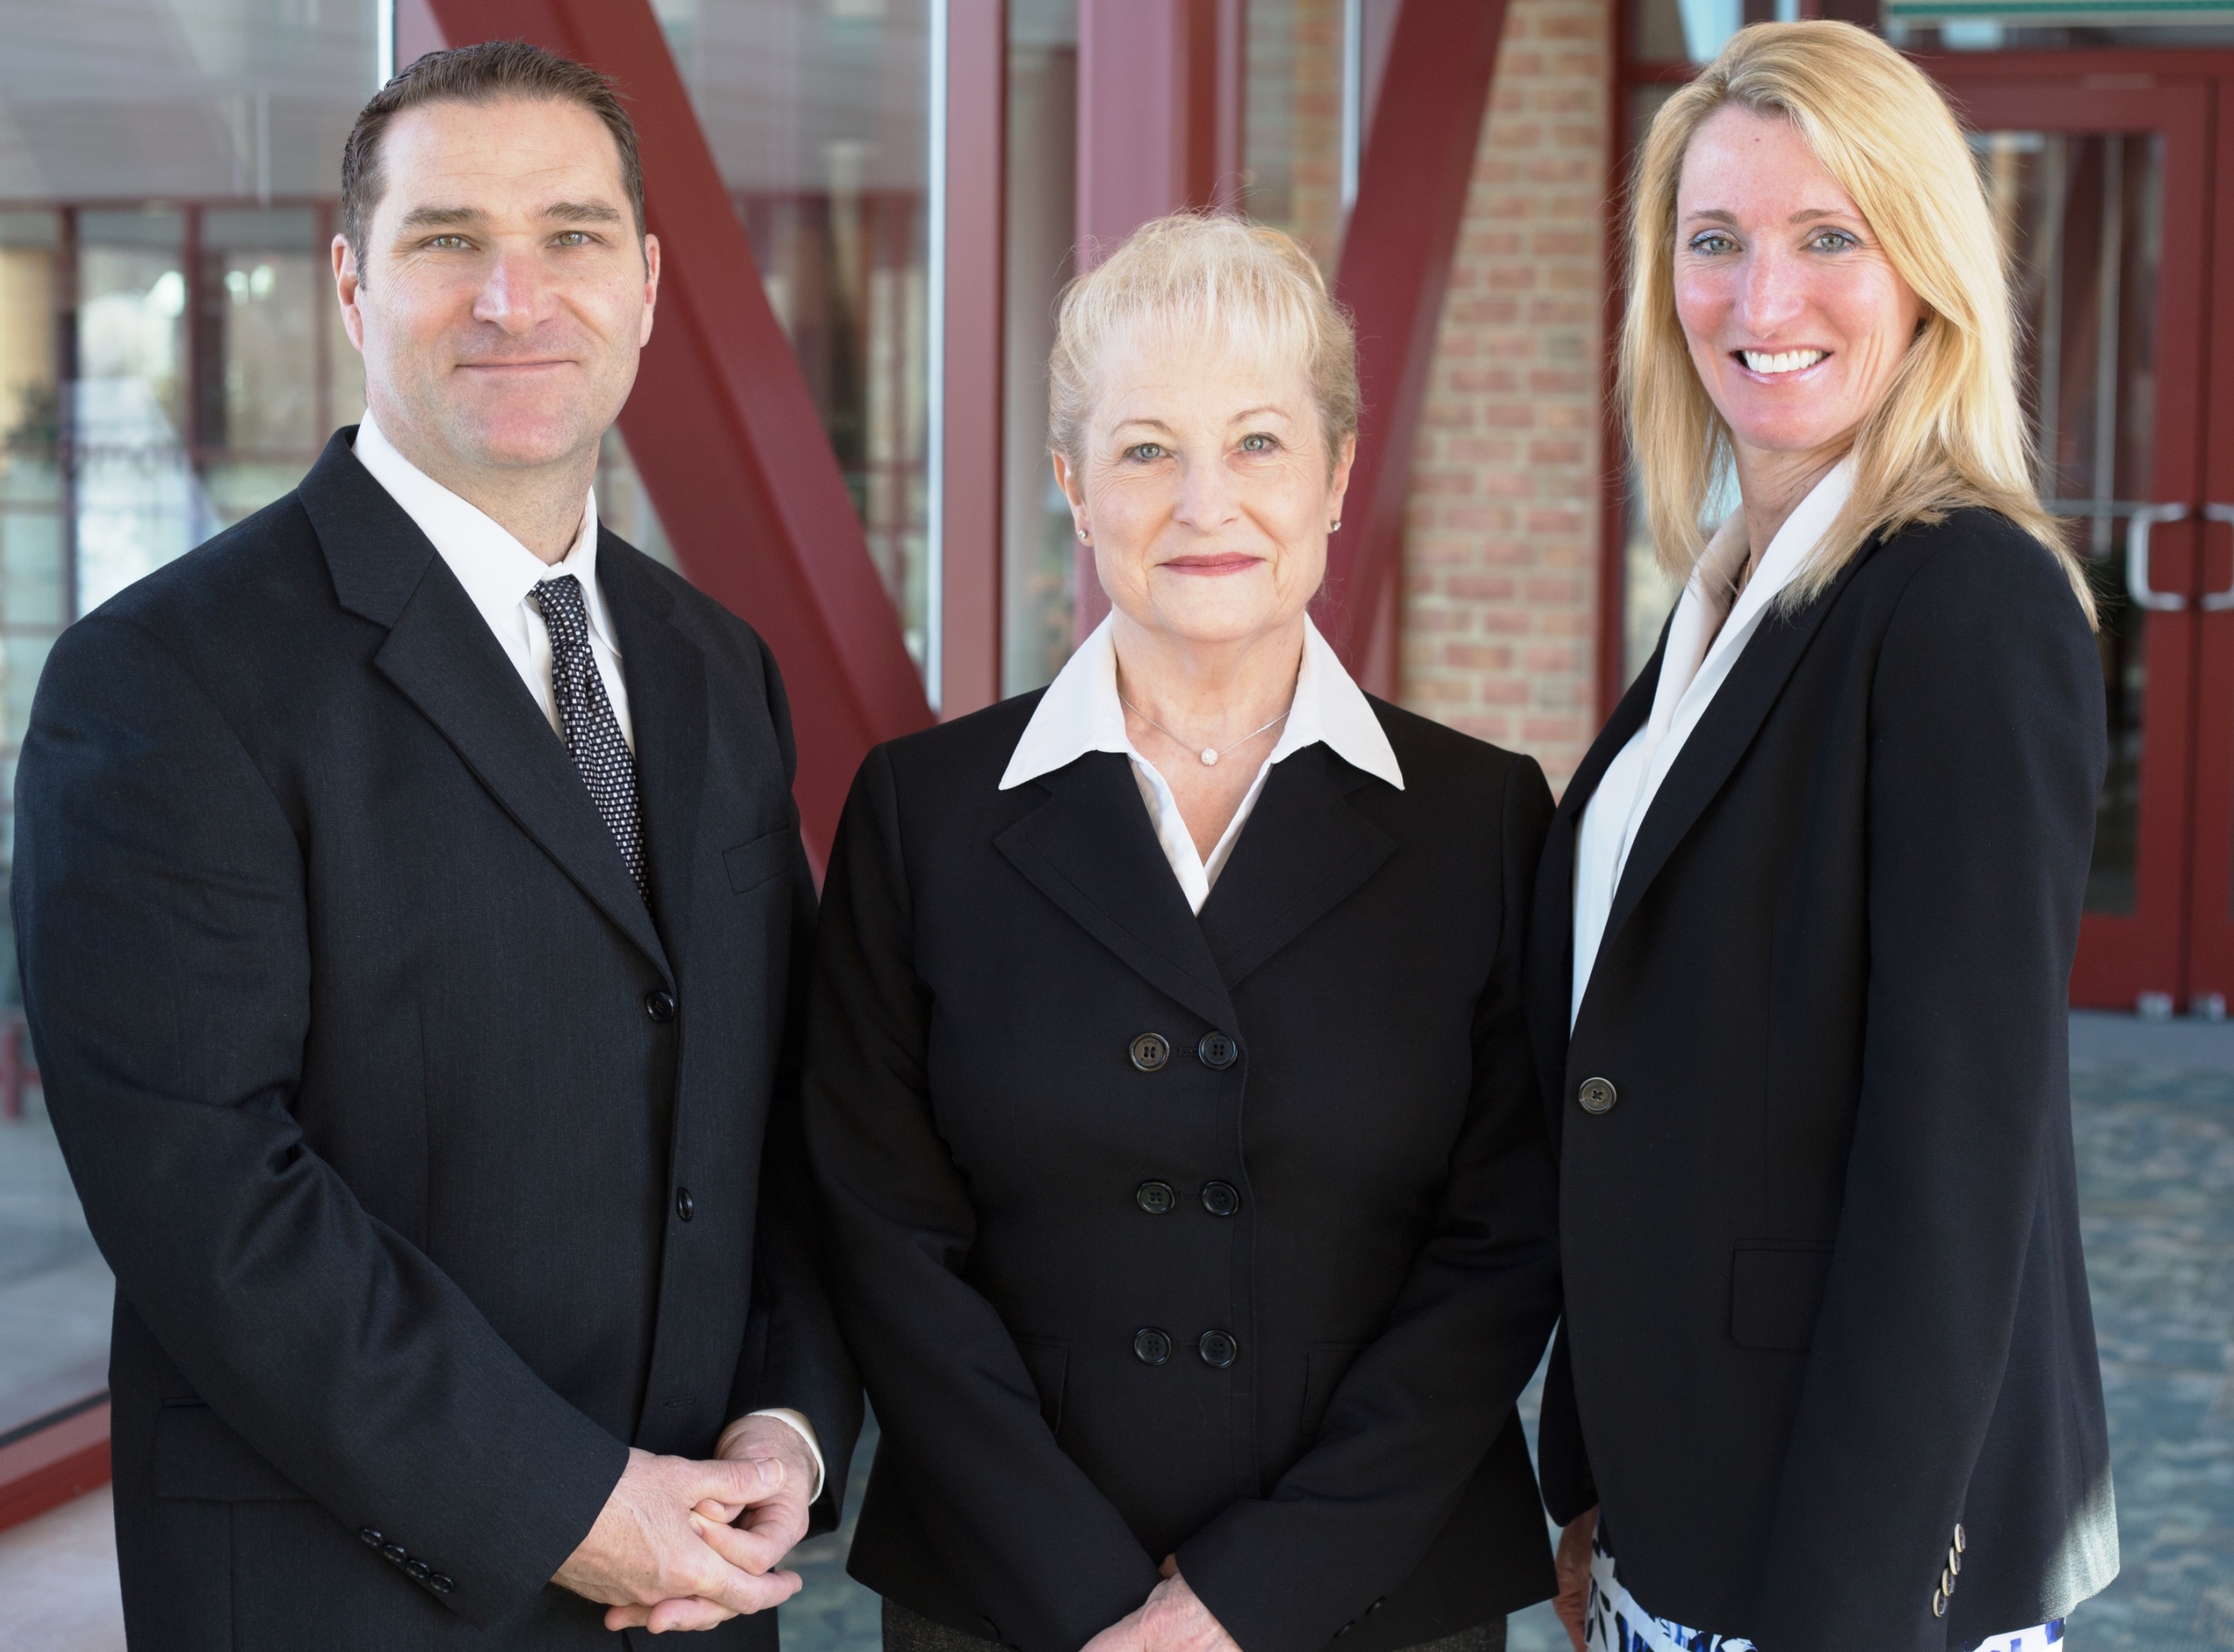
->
[0,1,2231,1646]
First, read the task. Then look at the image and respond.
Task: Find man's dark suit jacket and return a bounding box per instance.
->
[1524,511,2118,1651]
[12,429,858,1650]
[803,693,1563,1652]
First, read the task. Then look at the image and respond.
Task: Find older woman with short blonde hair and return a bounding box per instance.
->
[804,213,1565,1652]
[1528,21,2117,1652]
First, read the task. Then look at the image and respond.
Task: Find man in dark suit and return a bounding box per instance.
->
[12,41,856,1647]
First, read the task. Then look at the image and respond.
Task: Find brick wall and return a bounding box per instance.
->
[1397,0,1611,795]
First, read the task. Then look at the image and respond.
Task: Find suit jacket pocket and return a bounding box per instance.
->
[724,829,795,895]
[1302,1343,1366,1436]
[1014,1339,1068,1436]
[1730,1243,1835,1351]
[153,1403,311,1502]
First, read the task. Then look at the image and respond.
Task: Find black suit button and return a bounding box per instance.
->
[1578,1076,1617,1115]
[1133,1327,1173,1365]
[1367,1598,1384,1615]
[358,1527,383,1547]
[405,1559,431,1582]
[381,1543,407,1564]
[1200,1181,1240,1217]
[675,1187,694,1223]
[1198,1329,1238,1368]
[1196,1031,1239,1070]
[1136,1181,1176,1214]
[430,1574,455,1595]
[644,988,677,1024]
[1129,1033,1171,1071]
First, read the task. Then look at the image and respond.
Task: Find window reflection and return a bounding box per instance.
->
[656,0,936,675]
[0,0,384,1446]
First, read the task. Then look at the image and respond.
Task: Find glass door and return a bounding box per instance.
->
[1947,72,2212,1011]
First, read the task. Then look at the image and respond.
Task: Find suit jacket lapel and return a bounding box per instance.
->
[1196,746,1395,989]
[1589,562,1866,994]
[1525,625,1664,1149]
[298,431,673,980]
[599,538,708,970]
[995,754,1237,1034]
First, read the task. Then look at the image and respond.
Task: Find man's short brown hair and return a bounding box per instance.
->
[339,40,644,276]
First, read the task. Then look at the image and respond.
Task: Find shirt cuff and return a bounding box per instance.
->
[743,1407,826,1504]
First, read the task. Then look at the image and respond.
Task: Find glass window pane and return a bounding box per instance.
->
[656,0,936,678]
[1975,130,2165,917]
[1002,0,1078,695]
[0,0,381,1448]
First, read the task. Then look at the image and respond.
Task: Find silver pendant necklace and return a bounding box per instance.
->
[1120,695,1290,766]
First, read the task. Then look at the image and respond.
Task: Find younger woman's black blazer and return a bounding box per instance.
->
[1525,510,2118,1652]
[803,695,1562,1652]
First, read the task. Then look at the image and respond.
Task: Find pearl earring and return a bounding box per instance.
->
[1076,528,1090,543]
[1331,520,1343,532]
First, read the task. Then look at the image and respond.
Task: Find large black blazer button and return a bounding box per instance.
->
[1196,1031,1239,1070]
[1198,1329,1238,1368]
[1129,1033,1171,1071]
[644,988,677,1024]
[1136,1181,1176,1214]
[1200,1181,1240,1217]
[1133,1327,1173,1365]
[1578,1076,1617,1115]
[675,1187,694,1223]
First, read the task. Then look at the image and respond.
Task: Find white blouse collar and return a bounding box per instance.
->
[999,611,1404,793]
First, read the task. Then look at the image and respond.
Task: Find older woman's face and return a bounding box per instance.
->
[1059,324,1353,647]
[1673,105,1922,464]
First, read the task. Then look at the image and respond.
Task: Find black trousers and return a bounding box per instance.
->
[881,1600,1509,1652]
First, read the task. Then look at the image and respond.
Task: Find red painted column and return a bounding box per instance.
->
[422,0,932,863]
[940,0,1007,720]
[1071,0,1245,639]
[1323,0,1512,695]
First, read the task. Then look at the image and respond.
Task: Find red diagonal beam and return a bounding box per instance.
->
[425,0,933,863]
[1323,0,1511,692]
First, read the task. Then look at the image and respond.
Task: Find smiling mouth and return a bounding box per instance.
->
[1738,348,1828,376]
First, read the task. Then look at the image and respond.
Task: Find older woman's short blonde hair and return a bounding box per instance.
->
[1622,20,2094,623]
[1049,212,1360,470]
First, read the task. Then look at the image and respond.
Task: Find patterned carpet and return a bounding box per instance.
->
[782,1051,2234,1652]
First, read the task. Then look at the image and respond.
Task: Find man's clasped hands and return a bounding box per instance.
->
[553,1416,1244,1650]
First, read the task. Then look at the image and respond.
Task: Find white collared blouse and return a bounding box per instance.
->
[999,613,1405,914]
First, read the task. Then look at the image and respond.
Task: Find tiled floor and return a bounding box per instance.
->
[7,1018,2231,1650]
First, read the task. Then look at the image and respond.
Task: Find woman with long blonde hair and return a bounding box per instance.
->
[1524,22,2117,1651]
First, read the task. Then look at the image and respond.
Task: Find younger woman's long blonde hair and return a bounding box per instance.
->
[1621,20,2094,623]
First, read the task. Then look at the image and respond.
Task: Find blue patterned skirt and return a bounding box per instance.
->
[1582,1523,2065,1652]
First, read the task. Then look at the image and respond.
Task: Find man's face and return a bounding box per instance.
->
[333,95,659,478]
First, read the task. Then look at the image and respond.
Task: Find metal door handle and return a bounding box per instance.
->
[2202,503,2234,611]
[2129,503,2190,611]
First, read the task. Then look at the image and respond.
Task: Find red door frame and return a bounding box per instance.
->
[2174,61,2234,1006]
[1922,66,2215,1010]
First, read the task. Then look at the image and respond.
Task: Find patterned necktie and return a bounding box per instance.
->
[529,574,648,903]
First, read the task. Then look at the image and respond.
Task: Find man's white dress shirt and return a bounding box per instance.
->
[1570,457,1855,1029]
[999,611,1405,910]
[349,416,825,1499]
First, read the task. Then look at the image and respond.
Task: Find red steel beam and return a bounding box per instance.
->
[1323,0,1512,694]
[940,0,1007,719]
[1071,0,1245,639]
[423,0,932,862]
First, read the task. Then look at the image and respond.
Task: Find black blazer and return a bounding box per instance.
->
[13,431,858,1650]
[1525,511,2117,1650]
[802,693,1562,1652]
